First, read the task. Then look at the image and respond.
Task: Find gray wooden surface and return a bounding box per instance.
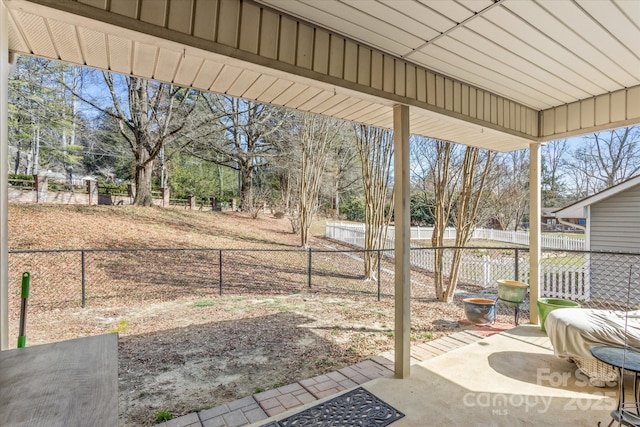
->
[0,333,118,426]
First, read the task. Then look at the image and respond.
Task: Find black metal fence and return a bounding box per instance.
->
[8,247,397,311]
[7,246,640,315]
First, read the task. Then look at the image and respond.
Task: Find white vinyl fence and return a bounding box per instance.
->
[326,222,590,300]
[325,223,585,250]
[473,228,585,251]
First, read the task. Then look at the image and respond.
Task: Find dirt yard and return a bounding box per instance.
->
[7,204,515,426]
[27,290,495,426]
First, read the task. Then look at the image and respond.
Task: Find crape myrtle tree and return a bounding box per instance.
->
[267,113,358,218]
[355,124,394,281]
[296,113,344,247]
[423,138,493,303]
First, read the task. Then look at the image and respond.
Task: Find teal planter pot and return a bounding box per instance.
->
[537,298,581,333]
[463,298,497,325]
[497,280,529,308]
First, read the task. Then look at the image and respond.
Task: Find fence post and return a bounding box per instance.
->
[161,187,170,208]
[482,255,490,287]
[377,249,381,301]
[514,248,519,282]
[87,180,97,206]
[219,250,223,296]
[308,248,312,288]
[81,249,86,308]
[35,174,48,203]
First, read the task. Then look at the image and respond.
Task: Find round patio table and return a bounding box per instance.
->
[591,346,640,427]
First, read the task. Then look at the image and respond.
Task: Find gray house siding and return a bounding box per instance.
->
[590,184,640,305]
[591,184,640,252]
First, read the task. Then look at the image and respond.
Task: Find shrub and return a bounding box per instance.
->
[339,197,365,222]
[9,174,34,181]
[97,181,128,196]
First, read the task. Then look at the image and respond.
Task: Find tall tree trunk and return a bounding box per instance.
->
[134,160,154,206]
[240,163,253,211]
[433,144,493,302]
[133,141,154,206]
[281,172,291,212]
[14,145,21,175]
[28,124,40,175]
[356,125,394,281]
[298,114,337,247]
[217,165,224,198]
[431,141,452,300]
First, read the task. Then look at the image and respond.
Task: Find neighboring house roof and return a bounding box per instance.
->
[555,175,640,218]
[541,207,560,217]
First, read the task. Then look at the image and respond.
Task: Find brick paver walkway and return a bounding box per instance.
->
[157,326,508,427]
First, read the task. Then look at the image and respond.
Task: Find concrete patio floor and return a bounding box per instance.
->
[362,325,617,426]
[162,324,621,426]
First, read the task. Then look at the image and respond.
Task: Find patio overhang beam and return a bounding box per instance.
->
[539,87,640,142]
[4,0,540,152]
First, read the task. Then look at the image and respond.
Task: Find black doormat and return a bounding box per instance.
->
[260,387,404,427]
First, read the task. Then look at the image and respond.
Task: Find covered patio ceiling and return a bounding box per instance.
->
[4,0,639,152]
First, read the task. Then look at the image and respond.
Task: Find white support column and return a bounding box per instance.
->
[585,205,591,251]
[393,104,410,378]
[0,1,9,350]
[529,143,541,325]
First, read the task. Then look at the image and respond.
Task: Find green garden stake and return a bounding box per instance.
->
[17,272,30,348]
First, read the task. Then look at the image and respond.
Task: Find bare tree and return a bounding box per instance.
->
[540,139,569,207]
[296,113,343,247]
[355,125,394,280]
[111,77,201,205]
[194,95,286,211]
[270,118,301,214]
[566,127,640,196]
[409,135,436,204]
[485,150,529,230]
[324,131,361,217]
[565,150,595,199]
[430,140,493,302]
[71,73,203,205]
